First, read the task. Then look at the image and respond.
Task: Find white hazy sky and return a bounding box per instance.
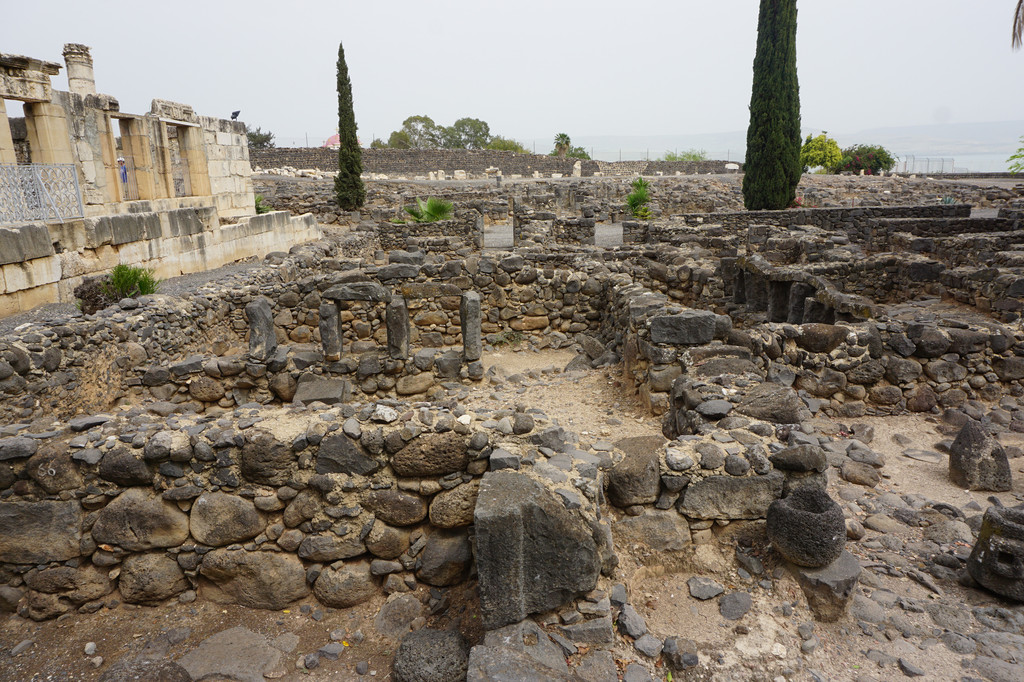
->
[3,0,1024,152]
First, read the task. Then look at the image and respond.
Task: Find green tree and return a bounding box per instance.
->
[742,0,802,210]
[486,136,530,154]
[800,133,842,172]
[245,125,275,150]
[398,115,444,148]
[835,144,896,175]
[443,117,491,149]
[1008,136,1024,173]
[334,40,365,211]
[369,138,387,149]
[386,130,413,149]
[552,133,571,158]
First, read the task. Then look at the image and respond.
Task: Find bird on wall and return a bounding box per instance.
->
[231,111,240,121]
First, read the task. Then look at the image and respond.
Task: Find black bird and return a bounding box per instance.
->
[230,111,240,121]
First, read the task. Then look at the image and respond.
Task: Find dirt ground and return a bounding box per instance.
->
[2,347,1024,681]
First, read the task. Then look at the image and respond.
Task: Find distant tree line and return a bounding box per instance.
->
[371,115,531,154]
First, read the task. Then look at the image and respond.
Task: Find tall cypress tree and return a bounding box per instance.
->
[742,0,801,210]
[335,40,365,210]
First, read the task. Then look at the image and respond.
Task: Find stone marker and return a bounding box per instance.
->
[649,310,717,345]
[386,296,410,359]
[319,301,341,361]
[949,420,1012,491]
[460,291,482,361]
[244,297,276,361]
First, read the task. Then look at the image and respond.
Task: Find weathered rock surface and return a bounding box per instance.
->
[393,629,469,682]
[119,554,188,603]
[0,500,82,564]
[792,550,861,622]
[679,471,784,519]
[949,420,1012,491]
[199,549,309,609]
[313,560,376,608]
[391,431,469,477]
[91,489,189,552]
[474,471,601,629]
[189,493,264,547]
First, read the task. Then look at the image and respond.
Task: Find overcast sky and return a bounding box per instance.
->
[3,0,1024,158]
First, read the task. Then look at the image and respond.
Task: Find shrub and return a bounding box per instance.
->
[486,136,530,154]
[625,177,652,217]
[254,195,271,214]
[106,264,159,299]
[800,133,841,172]
[834,144,896,175]
[404,197,454,223]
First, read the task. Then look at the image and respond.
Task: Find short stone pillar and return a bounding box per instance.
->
[460,292,482,362]
[319,302,341,361]
[245,297,277,361]
[386,297,410,360]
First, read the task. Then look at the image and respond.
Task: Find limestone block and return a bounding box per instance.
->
[0,291,19,318]
[0,224,54,265]
[17,283,59,311]
[216,131,233,146]
[2,256,61,293]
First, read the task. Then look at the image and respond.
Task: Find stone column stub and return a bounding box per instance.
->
[460,291,482,362]
[245,297,276,361]
[386,297,410,360]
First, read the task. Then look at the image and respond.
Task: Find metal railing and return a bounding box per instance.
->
[0,163,84,225]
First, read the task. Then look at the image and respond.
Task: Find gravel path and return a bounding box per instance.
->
[0,260,264,338]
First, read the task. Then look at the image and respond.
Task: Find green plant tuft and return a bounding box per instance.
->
[625,177,652,218]
[254,195,271,214]
[105,264,159,299]
[403,197,454,223]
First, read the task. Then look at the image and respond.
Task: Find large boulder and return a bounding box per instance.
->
[679,471,784,520]
[312,560,376,608]
[24,564,113,606]
[735,383,810,424]
[429,481,480,528]
[391,432,469,477]
[0,500,81,564]
[316,433,382,476]
[648,311,717,345]
[240,430,296,486]
[416,530,472,587]
[949,421,1012,492]
[91,488,189,552]
[605,446,660,507]
[474,471,601,629]
[119,554,188,603]
[364,489,427,526]
[190,493,265,547]
[98,448,153,487]
[199,549,309,609]
[767,487,846,567]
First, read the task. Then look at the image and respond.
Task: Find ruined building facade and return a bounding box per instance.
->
[0,43,318,316]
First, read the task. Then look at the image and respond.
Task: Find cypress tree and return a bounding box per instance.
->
[334,40,365,211]
[742,0,801,210]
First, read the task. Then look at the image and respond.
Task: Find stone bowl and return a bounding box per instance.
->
[967,506,1024,602]
[767,486,846,568]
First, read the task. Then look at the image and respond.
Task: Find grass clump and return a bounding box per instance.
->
[105,264,160,299]
[255,195,272,214]
[404,197,454,223]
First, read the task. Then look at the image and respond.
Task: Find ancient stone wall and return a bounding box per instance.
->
[0,209,320,317]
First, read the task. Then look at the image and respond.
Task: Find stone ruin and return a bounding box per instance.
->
[1,166,1024,679]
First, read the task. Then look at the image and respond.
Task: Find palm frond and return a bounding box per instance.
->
[1015,0,1024,50]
